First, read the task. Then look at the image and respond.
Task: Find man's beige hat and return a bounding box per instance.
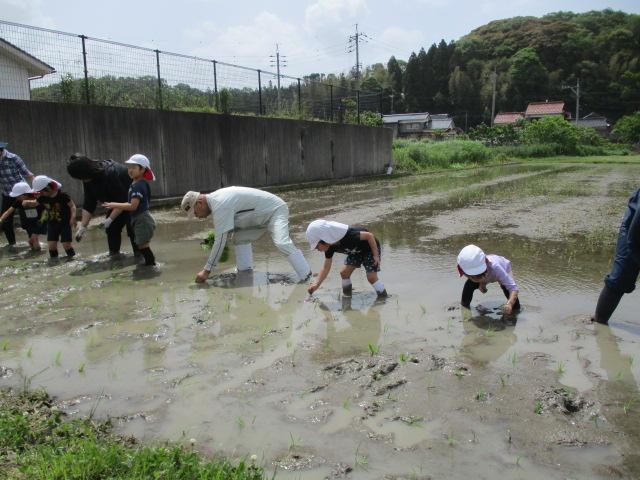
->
[181,191,200,216]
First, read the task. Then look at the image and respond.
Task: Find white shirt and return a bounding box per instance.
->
[206,186,285,235]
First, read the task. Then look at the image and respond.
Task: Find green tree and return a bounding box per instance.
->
[507,47,549,109]
[613,112,640,143]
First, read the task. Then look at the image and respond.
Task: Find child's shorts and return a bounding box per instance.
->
[47,221,72,243]
[345,245,381,273]
[131,211,156,246]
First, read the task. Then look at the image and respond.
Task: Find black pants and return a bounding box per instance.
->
[105,212,136,255]
[1,195,16,245]
[461,279,521,310]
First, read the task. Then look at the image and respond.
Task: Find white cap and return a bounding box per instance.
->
[305,219,348,250]
[457,244,487,276]
[9,181,34,197]
[32,175,62,192]
[125,154,155,181]
[181,191,200,216]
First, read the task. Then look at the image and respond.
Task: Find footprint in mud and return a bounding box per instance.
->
[69,254,139,276]
[207,271,298,288]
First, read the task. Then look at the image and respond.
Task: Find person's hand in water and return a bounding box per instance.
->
[195,269,210,283]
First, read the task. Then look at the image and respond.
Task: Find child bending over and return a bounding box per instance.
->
[306,219,387,298]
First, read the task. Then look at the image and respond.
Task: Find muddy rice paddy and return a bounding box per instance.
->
[1,162,639,479]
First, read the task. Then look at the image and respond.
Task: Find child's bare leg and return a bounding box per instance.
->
[340,265,356,296]
[29,234,41,251]
[62,241,75,257]
[48,240,59,258]
[367,271,387,296]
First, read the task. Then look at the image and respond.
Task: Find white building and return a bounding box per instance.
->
[0,38,55,100]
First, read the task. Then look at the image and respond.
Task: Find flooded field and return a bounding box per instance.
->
[1,162,639,479]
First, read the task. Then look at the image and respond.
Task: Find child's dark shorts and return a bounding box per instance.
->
[344,248,381,273]
[47,221,72,243]
[18,208,46,236]
[131,211,156,246]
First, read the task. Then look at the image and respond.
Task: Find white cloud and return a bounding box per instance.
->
[380,26,424,55]
[185,12,305,71]
[0,0,55,27]
[304,0,368,34]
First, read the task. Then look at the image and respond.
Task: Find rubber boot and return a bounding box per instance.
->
[287,249,311,282]
[592,285,624,325]
[235,243,253,272]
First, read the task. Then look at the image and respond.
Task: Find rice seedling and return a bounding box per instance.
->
[628,356,635,366]
[78,362,86,373]
[236,416,245,429]
[515,455,522,467]
[556,361,565,376]
[21,366,49,392]
[383,324,390,334]
[446,433,456,446]
[591,414,599,428]
[453,368,465,379]
[616,371,624,380]
[54,351,61,366]
[499,374,509,387]
[89,389,104,420]
[534,401,543,415]
[26,346,32,358]
[475,389,488,402]
[368,343,380,356]
[623,399,634,415]
[354,442,369,470]
[399,352,409,363]
[1,340,8,351]
[288,432,301,451]
[420,305,427,316]
[484,326,495,338]
[510,352,518,366]
[342,398,350,410]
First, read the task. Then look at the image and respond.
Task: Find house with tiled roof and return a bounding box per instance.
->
[0,37,55,100]
[494,112,524,125]
[524,100,570,120]
[382,112,457,138]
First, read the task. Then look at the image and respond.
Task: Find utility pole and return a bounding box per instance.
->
[347,24,368,89]
[269,44,287,110]
[563,78,581,124]
[490,68,497,126]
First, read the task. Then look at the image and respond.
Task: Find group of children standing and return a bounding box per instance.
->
[2,154,158,266]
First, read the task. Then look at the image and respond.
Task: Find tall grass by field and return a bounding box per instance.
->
[0,389,265,480]
[392,138,634,172]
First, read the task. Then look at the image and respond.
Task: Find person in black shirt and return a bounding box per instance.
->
[66,154,137,256]
[306,219,387,298]
[32,175,77,259]
[0,181,46,251]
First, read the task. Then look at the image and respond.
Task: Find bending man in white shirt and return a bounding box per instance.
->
[181,186,311,283]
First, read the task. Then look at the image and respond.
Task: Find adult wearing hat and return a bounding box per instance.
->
[0,141,34,246]
[66,153,137,256]
[181,186,311,283]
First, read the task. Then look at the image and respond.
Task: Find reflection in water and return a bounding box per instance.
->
[595,324,638,388]
[459,302,518,367]
[314,294,382,359]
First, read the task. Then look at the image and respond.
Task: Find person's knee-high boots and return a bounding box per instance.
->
[593,285,624,324]
[287,249,311,282]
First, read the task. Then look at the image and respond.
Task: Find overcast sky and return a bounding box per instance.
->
[2,0,639,77]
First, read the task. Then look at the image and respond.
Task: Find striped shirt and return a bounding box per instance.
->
[0,150,32,196]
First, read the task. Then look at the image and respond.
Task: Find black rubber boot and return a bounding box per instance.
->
[592,285,624,325]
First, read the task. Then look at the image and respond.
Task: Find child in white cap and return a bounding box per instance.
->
[0,181,46,251]
[32,175,77,259]
[457,244,520,314]
[103,154,156,266]
[306,219,387,298]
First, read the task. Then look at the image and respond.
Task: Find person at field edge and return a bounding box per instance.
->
[180,186,311,284]
[66,153,138,257]
[592,186,640,324]
[457,244,520,314]
[0,141,34,247]
[305,219,388,298]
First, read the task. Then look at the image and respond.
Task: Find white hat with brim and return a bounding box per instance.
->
[306,219,348,250]
[125,154,156,181]
[457,244,487,276]
[181,191,200,216]
[9,181,34,197]
[32,175,62,192]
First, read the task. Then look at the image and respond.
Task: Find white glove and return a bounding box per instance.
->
[75,225,87,242]
[99,218,113,230]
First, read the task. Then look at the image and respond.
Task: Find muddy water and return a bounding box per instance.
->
[1,162,639,479]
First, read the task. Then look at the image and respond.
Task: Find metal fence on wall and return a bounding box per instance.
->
[0,20,383,123]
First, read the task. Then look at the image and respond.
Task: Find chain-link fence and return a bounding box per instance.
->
[0,20,383,124]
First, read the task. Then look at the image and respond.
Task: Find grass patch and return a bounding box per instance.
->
[393,139,492,172]
[0,389,264,479]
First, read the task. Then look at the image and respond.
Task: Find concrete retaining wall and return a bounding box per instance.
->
[0,99,392,204]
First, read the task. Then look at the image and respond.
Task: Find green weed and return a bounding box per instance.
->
[475,390,488,402]
[534,401,543,415]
